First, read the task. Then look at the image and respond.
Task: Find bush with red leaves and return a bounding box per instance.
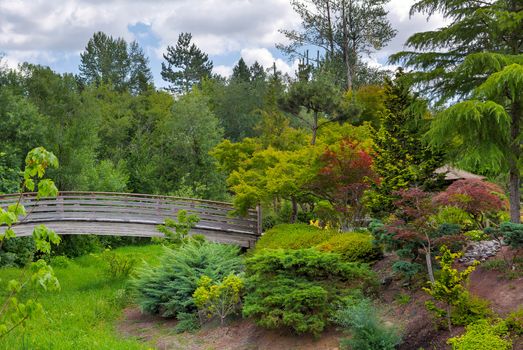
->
[433,179,508,228]
[308,139,378,229]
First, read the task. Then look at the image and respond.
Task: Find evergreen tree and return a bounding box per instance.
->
[279,70,346,145]
[249,61,266,82]
[278,0,396,90]
[231,58,251,82]
[391,0,523,223]
[368,70,442,216]
[79,32,153,93]
[161,32,213,94]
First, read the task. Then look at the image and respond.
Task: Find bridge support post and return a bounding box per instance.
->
[256,204,262,236]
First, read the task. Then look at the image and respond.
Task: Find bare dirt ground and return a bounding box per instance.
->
[118,248,523,350]
[118,307,343,350]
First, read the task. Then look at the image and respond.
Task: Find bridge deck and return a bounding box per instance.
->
[0,192,261,247]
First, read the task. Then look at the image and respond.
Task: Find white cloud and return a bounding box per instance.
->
[240,48,300,76]
[213,64,233,77]
[0,0,450,83]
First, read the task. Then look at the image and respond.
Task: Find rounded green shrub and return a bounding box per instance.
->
[242,248,377,336]
[131,240,243,318]
[50,255,71,268]
[0,236,35,267]
[447,319,511,350]
[252,223,337,253]
[316,232,382,262]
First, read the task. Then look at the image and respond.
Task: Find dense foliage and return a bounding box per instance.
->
[433,179,507,228]
[131,240,243,318]
[332,299,402,350]
[242,248,377,335]
[252,224,337,252]
[368,70,442,216]
[317,232,381,263]
[447,319,512,350]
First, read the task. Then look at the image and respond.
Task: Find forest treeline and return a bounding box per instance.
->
[0,0,399,203]
[1,0,522,227]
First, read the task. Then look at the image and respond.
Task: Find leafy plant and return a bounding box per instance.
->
[332,298,402,350]
[505,308,523,335]
[97,249,138,279]
[499,222,523,249]
[50,255,71,268]
[433,179,507,228]
[447,319,511,350]
[242,248,377,336]
[308,139,378,229]
[316,232,382,262]
[392,261,423,283]
[131,240,243,318]
[424,245,480,331]
[0,147,61,339]
[157,209,200,244]
[464,230,489,242]
[383,188,440,282]
[0,236,35,267]
[193,274,244,325]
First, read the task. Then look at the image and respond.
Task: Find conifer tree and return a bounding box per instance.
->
[79,32,153,93]
[231,58,251,82]
[161,33,213,94]
[368,70,442,216]
[391,0,523,223]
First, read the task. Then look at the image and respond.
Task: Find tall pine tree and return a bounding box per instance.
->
[161,33,213,94]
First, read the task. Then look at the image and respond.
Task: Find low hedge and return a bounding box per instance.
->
[253,224,337,253]
[316,232,382,263]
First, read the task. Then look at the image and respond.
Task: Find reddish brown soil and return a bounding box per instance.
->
[118,307,342,350]
[117,249,523,350]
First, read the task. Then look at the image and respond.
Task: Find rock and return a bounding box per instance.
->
[458,240,501,264]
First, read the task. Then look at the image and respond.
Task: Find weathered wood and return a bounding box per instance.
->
[0,192,261,248]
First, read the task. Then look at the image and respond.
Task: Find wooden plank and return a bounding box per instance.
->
[7,221,255,247]
[19,202,256,220]
[18,206,255,226]
[18,213,256,233]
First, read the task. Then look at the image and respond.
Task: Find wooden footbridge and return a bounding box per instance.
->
[0,192,262,247]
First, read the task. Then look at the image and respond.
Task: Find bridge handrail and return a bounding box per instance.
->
[0,191,253,210]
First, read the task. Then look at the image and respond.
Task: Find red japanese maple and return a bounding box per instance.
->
[433,179,507,227]
[308,139,377,228]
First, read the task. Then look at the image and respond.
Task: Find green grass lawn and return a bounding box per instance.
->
[0,244,164,350]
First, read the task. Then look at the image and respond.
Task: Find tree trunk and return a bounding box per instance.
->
[291,197,298,223]
[341,1,352,91]
[446,305,452,332]
[325,0,334,60]
[311,112,318,145]
[425,250,435,284]
[509,102,521,223]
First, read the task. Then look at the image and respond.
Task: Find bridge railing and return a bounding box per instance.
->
[0,192,261,247]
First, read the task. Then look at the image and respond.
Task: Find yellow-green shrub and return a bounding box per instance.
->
[193,274,244,325]
[253,224,337,253]
[316,232,382,262]
[447,319,511,350]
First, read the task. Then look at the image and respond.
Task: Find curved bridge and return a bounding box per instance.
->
[0,192,262,247]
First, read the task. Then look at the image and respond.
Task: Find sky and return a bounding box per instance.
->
[0,0,446,88]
